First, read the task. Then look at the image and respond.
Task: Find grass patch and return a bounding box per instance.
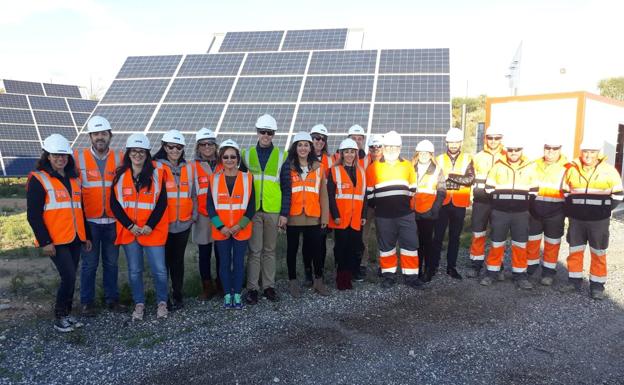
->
[0,178,27,199]
[0,212,38,258]
[122,330,167,349]
[65,329,87,346]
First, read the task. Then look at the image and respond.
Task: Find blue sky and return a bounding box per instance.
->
[1,0,622,98]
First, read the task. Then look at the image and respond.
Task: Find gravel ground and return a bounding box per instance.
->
[1,217,624,385]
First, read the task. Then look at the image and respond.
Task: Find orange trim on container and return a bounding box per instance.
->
[574,96,586,158]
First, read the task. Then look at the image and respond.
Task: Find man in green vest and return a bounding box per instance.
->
[243,114,290,304]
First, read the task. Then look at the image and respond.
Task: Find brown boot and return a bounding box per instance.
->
[313,277,330,296]
[288,279,302,298]
[215,278,224,296]
[199,280,215,300]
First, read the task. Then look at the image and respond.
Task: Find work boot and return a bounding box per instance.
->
[381,274,396,289]
[288,280,302,298]
[223,294,233,309]
[107,301,128,313]
[313,277,330,296]
[540,276,554,286]
[480,276,493,286]
[590,290,605,300]
[304,268,314,288]
[559,282,582,293]
[80,303,98,318]
[424,267,437,282]
[263,287,279,302]
[336,271,347,290]
[245,290,259,305]
[66,315,84,329]
[497,270,505,282]
[359,266,368,279]
[516,279,533,290]
[527,265,539,276]
[405,275,424,290]
[447,267,463,280]
[465,267,481,278]
[199,280,216,300]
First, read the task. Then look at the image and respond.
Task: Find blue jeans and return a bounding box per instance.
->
[80,222,120,305]
[216,238,248,295]
[123,241,168,304]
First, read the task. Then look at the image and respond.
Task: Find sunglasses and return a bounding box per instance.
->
[506,147,522,153]
[258,130,275,136]
[129,149,147,155]
[486,136,502,140]
[222,155,238,160]
[312,135,327,142]
[165,144,184,151]
[369,145,382,149]
[544,146,561,151]
[198,141,216,147]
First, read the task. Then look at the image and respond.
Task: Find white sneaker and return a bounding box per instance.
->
[132,304,145,321]
[66,315,84,329]
[157,302,168,319]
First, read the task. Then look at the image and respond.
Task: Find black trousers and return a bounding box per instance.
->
[416,219,436,274]
[334,227,362,272]
[432,204,466,270]
[287,225,322,280]
[306,228,329,275]
[198,243,221,281]
[165,228,190,302]
[50,239,82,318]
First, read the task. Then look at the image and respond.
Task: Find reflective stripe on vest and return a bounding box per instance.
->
[75,149,121,219]
[194,160,214,216]
[414,164,441,213]
[438,152,472,207]
[329,165,365,230]
[290,167,322,217]
[156,162,194,223]
[210,171,253,241]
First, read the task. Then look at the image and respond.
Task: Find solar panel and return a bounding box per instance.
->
[67,98,98,113]
[101,79,170,104]
[3,80,45,95]
[241,52,309,75]
[28,95,69,111]
[282,28,348,51]
[33,110,75,126]
[178,54,244,76]
[149,104,224,132]
[301,76,374,102]
[0,141,42,157]
[371,104,450,134]
[90,105,156,131]
[231,77,302,103]
[0,94,29,109]
[375,75,450,102]
[219,31,284,52]
[72,113,91,128]
[3,158,39,176]
[294,104,370,133]
[379,49,449,74]
[43,83,82,98]
[164,77,235,103]
[0,109,35,125]
[308,50,377,75]
[0,124,39,141]
[219,105,295,133]
[116,55,183,78]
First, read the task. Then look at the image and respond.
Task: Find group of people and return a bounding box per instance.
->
[25,113,623,333]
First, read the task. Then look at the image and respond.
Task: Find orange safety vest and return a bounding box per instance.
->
[210,171,254,241]
[74,148,122,221]
[156,161,194,223]
[114,168,168,246]
[194,160,222,217]
[29,171,87,246]
[319,153,334,176]
[413,163,442,214]
[290,166,323,218]
[328,164,366,230]
[533,156,569,203]
[437,152,472,207]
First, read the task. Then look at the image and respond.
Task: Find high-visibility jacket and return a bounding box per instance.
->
[328,164,366,230]
[413,162,443,214]
[437,152,472,207]
[366,158,417,218]
[210,171,254,241]
[243,146,287,213]
[530,155,570,218]
[319,152,334,174]
[29,170,87,246]
[563,156,623,221]
[74,148,122,222]
[473,147,505,201]
[485,155,536,212]
[194,160,221,217]
[114,168,168,246]
[290,166,323,218]
[156,161,194,224]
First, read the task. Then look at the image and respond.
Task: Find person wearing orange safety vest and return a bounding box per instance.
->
[207,139,256,309]
[466,125,507,278]
[27,134,92,333]
[411,140,446,283]
[192,128,223,300]
[560,136,623,300]
[480,136,536,290]
[285,132,330,298]
[153,130,196,311]
[431,128,475,281]
[526,136,571,286]
[367,131,421,289]
[74,116,125,317]
[360,134,384,278]
[111,134,169,321]
[328,138,367,290]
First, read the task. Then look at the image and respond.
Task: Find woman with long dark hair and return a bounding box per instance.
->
[110,134,169,321]
[282,132,330,298]
[26,134,92,332]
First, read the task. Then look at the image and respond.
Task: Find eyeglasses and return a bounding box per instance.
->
[129,149,147,155]
[369,145,382,149]
[165,144,184,151]
[544,146,561,151]
[312,135,327,142]
[506,147,522,153]
[221,155,238,160]
[198,141,216,147]
[258,130,275,136]
[486,136,502,140]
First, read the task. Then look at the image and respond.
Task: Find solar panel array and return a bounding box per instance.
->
[73,29,450,161]
[0,80,97,176]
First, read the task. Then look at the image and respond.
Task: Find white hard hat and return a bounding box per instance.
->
[86,116,112,133]
[219,139,240,152]
[162,130,186,146]
[504,135,524,149]
[42,134,72,154]
[339,138,358,151]
[291,131,313,144]
[255,114,277,131]
[543,132,562,147]
[348,124,366,136]
[310,124,328,136]
[579,136,603,151]
[126,133,151,150]
[486,125,503,137]
[383,130,402,147]
[368,134,383,147]
[446,127,464,143]
[196,127,216,143]
[416,140,435,153]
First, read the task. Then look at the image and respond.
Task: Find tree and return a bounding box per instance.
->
[597,77,624,101]
[451,95,486,153]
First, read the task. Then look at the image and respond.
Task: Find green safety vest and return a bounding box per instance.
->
[243,146,287,213]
